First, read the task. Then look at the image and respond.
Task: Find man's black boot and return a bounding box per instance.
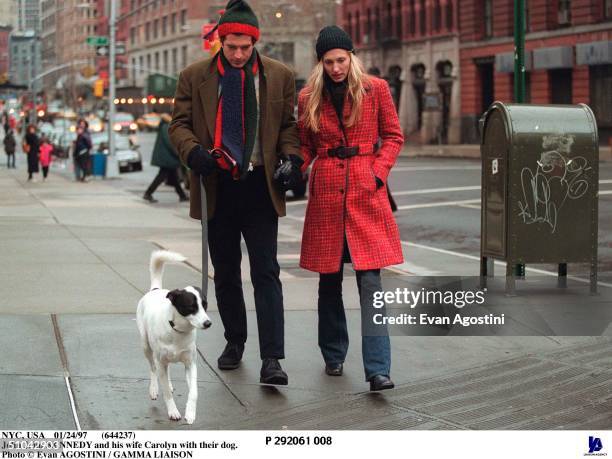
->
[260,358,288,385]
[217,343,244,370]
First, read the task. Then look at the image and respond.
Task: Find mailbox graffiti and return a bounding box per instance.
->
[517,134,591,233]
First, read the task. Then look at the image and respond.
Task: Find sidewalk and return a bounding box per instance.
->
[1,164,612,430]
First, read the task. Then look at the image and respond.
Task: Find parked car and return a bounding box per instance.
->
[86,115,104,133]
[112,112,138,135]
[91,131,142,173]
[136,112,161,131]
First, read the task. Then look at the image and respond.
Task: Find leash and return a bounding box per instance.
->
[200,178,209,301]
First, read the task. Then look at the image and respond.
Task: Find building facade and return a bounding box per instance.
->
[342,0,462,144]
[125,0,212,90]
[0,0,18,29]
[9,30,41,85]
[0,26,11,77]
[16,0,40,33]
[460,0,612,144]
[251,0,337,83]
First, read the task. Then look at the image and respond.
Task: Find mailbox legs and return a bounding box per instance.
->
[558,263,567,289]
[505,263,516,296]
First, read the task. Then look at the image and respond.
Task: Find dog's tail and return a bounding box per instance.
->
[149,250,187,291]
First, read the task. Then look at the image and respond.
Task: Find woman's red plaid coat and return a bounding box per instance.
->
[298,76,404,273]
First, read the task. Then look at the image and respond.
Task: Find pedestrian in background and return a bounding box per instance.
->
[23,124,40,182]
[143,113,188,203]
[297,26,404,391]
[39,136,53,181]
[4,128,16,168]
[74,120,92,182]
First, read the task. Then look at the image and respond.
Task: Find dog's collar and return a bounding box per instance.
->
[169,320,188,333]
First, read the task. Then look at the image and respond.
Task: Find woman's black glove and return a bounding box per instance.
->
[187,145,217,177]
[274,154,304,193]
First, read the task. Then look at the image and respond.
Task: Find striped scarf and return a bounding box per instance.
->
[215,50,259,178]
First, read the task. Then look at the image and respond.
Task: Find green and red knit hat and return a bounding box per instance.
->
[217,0,260,42]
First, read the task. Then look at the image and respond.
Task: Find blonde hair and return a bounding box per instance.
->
[301,52,370,133]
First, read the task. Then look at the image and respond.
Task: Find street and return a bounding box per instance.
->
[2,130,612,430]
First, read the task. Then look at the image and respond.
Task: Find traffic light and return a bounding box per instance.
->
[94,79,105,98]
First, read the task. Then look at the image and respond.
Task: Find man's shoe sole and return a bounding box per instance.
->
[217,361,241,370]
[260,374,288,385]
[370,382,395,392]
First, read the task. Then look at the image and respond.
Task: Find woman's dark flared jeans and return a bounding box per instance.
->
[318,269,391,381]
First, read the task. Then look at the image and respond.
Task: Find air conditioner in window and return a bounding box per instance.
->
[558,9,570,25]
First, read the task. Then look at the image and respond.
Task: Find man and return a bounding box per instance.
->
[169,0,302,385]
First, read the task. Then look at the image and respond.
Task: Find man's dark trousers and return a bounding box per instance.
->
[208,166,284,359]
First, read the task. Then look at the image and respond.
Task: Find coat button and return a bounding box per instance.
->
[339,189,344,194]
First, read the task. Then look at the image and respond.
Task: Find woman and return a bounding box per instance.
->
[297,26,404,391]
[23,124,40,181]
[143,113,188,203]
[74,120,92,182]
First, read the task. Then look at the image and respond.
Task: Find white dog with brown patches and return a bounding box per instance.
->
[136,250,211,424]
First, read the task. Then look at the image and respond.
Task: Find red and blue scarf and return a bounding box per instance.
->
[214,50,259,178]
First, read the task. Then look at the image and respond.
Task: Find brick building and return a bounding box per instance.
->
[95,0,129,85]
[0,26,11,77]
[460,0,612,144]
[342,0,462,144]
[124,0,213,89]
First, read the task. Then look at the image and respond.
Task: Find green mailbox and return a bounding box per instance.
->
[479,102,599,293]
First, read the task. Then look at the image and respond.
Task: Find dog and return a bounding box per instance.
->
[136,250,211,424]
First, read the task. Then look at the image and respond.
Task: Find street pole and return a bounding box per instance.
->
[514,0,526,278]
[109,0,116,159]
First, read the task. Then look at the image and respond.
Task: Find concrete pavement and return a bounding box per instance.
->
[1,154,612,430]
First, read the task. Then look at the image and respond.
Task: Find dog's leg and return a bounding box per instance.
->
[158,362,181,421]
[183,359,198,425]
[143,345,158,400]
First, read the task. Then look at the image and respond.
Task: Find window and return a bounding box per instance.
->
[163,49,168,73]
[130,27,135,45]
[182,45,187,68]
[397,0,403,37]
[172,47,177,74]
[139,55,144,75]
[131,57,136,82]
[419,0,426,35]
[347,12,353,39]
[558,0,571,25]
[410,0,416,35]
[484,0,492,37]
[355,10,360,43]
[366,8,371,37]
[146,54,151,72]
[433,0,441,32]
[605,0,611,19]
[145,22,150,41]
[162,16,167,36]
[153,19,159,39]
[180,9,187,28]
[375,6,381,40]
[171,12,176,33]
[155,51,159,70]
[446,0,453,30]
[387,2,393,35]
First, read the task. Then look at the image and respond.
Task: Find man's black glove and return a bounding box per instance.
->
[187,145,217,177]
[273,154,304,193]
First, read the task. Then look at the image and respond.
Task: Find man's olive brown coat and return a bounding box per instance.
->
[169,54,300,220]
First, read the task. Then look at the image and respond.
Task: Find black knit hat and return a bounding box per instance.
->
[316,25,354,61]
[217,0,260,41]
